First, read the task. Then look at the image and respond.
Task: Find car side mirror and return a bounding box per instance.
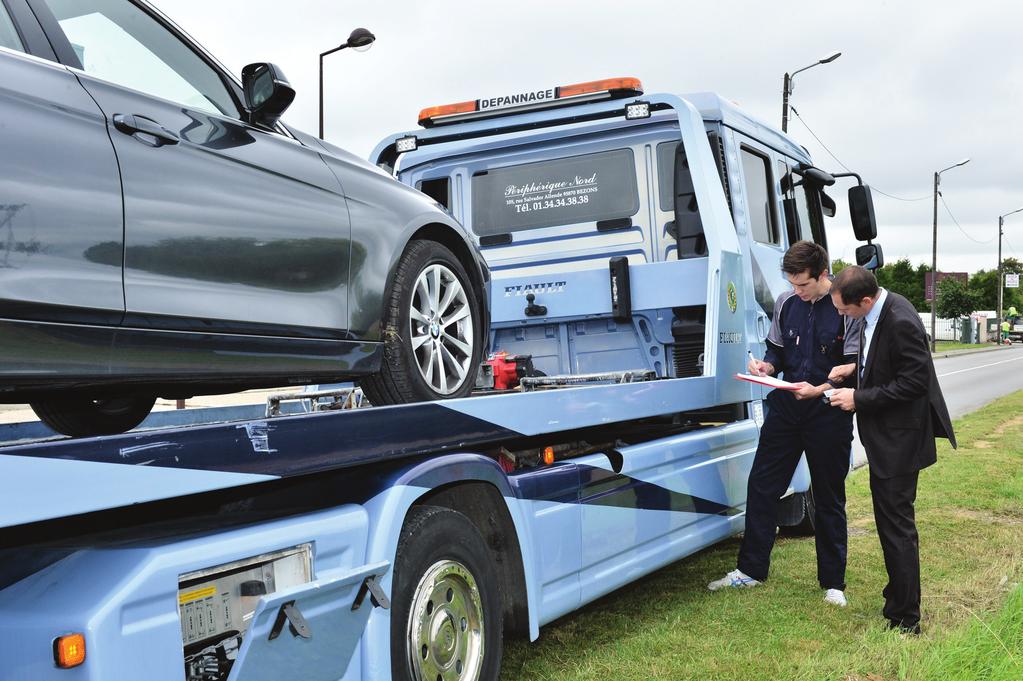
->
[848,185,877,241]
[242,62,295,130]
[856,242,883,270]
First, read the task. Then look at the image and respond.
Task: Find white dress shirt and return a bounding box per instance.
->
[860,287,888,376]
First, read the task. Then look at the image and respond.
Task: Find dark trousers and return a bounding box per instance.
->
[869,470,921,629]
[737,395,852,590]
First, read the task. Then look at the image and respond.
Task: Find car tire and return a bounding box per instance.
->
[30,394,157,437]
[391,505,502,681]
[361,240,483,405]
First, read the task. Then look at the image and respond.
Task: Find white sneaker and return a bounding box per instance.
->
[824,588,848,607]
[707,569,761,591]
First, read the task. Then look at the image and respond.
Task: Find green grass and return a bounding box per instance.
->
[914,585,1023,680]
[501,391,1023,681]
[933,341,991,352]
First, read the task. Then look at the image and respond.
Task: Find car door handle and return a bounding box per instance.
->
[112,114,179,146]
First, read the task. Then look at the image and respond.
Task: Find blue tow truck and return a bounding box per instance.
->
[0,77,881,681]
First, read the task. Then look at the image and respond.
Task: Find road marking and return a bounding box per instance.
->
[938,354,1023,378]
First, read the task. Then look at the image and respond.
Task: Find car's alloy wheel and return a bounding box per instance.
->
[410,263,475,396]
[360,240,483,405]
[30,394,157,437]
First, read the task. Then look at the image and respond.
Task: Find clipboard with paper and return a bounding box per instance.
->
[734,373,801,391]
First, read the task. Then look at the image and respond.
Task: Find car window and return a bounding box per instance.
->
[0,2,25,51]
[39,0,238,117]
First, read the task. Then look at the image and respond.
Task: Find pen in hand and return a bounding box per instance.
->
[747,350,765,377]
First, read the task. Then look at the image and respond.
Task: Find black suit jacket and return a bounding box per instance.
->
[854,291,957,478]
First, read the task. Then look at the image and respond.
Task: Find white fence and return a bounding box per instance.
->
[918,314,970,342]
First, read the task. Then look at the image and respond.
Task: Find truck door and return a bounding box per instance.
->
[32,0,352,337]
[0,7,124,326]
[736,139,786,327]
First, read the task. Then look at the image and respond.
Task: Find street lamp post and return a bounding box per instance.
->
[781,51,841,133]
[997,207,1023,344]
[319,27,376,140]
[929,158,971,351]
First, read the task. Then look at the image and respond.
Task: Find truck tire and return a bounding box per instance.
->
[30,394,156,437]
[780,488,816,537]
[391,505,502,681]
[361,240,482,405]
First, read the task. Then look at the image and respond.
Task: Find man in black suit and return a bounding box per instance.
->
[826,265,956,634]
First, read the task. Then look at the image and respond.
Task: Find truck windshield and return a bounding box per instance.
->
[471,149,639,236]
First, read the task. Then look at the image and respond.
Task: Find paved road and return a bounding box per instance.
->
[849,345,1023,467]
[934,346,1023,418]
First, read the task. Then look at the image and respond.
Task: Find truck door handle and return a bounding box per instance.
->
[112,114,179,146]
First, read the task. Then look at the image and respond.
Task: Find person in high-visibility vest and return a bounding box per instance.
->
[1003,319,1012,343]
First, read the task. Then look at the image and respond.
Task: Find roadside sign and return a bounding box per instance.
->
[925,271,969,301]
[1007,273,1020,289]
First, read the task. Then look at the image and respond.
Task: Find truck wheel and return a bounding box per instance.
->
[781,488,816,537]
[392,505,502,681]
[30,394,156,437]
[361,240,482,404]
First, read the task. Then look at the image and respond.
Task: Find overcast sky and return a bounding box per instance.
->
[161,0,1022,274]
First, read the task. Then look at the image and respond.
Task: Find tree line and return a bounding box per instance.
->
[831,257,1023,319]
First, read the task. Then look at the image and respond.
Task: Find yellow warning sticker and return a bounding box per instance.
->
[178,586,217,605]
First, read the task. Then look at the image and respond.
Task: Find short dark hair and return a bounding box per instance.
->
[782,240,829,279]
[832,265,880,305]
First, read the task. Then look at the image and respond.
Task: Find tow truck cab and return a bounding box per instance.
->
[374,77,882,378]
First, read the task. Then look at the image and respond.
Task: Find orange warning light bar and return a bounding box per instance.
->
[418,99,477,126]
[417,77,644,127]
[558,77,643,99]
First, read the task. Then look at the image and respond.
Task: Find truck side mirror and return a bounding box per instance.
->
[856,242,883,270]
[820,189,837,218]
[800,167,836,187]
[242,62,295,130]
[848,185,877,241]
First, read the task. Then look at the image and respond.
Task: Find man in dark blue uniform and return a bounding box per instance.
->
[709,241,857,607]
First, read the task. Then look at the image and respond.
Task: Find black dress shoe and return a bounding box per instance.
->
[886,620,921,635]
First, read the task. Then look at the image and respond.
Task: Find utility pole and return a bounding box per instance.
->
[780,51,841,133]
[997,207,1023,344]
[930,171,939,352]
[782,72,791,133]
[929,159,970,351]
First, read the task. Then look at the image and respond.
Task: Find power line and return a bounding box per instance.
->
[789,105,932,202]
[939,194,995,244]
[1004,235,1020,260]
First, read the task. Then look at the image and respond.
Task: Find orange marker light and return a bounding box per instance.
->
[558,77,643,99]
[543,447,555,465]
[54,633,86,668]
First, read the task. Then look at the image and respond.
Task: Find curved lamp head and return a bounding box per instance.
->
[346,27,376,52]
[819,51,842,64]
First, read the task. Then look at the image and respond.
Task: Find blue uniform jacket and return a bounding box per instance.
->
[764,288,859,388]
